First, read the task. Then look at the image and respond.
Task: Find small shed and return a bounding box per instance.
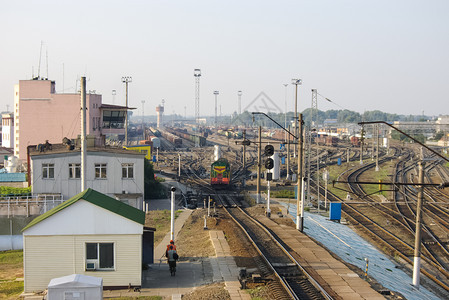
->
[47,274,103,300]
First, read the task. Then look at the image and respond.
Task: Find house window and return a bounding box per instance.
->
[42,163,54,179]
[85,242,114,270]
[95,163,107,179]
[122,163,134,179]
[69,163,81,179]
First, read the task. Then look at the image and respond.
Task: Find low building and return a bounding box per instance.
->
[22,188,145,293]
[29,144,145,209]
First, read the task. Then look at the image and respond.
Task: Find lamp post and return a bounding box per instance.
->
[283,83,288,143]
[141,100,145,140]
[121,76,132,145]
[214,91,219,127]
[194,69,201,119]
[291,79,302,158]
[170,187,176,241]
[238,91,242,115]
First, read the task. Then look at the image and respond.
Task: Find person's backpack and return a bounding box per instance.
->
[173,252,179,260]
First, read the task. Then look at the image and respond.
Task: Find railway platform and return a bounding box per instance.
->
[257,204,386,300]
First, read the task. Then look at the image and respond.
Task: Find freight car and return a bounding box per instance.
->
[316,135,339,146]
[149,127,161,137]
[211,158,231,187]
[165,127,207,146]
[161,131,182,147]
[350,136,361,147]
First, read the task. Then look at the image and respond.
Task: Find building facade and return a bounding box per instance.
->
[1,112,14,148]
[22,189,145,292]
[30,145,145,209]
[13,79,129,160]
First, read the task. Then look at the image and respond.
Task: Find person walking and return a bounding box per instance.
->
[166,240,177,253]
[166,245,179,276]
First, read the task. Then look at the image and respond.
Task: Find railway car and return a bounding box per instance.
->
[211,158,231,187]
[350,136,361,147]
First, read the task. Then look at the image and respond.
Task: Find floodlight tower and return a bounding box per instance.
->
[238,90,242,115]
[214,91,219,127]
[121,76,132,145]
[194,69,201,147]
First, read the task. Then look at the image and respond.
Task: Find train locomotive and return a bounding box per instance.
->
[210,158,231,187]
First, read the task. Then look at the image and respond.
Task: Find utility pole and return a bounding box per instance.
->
[297,114,304,231]
[141,100,145,140]
[292,79,302,158]
[360,126,364,164]
[257,126,262,204]
[121,76,132,145]
[375,124,379,171]
[242,130,246,170]
[283,83,288,142]
[80,77,87,192]
[413,161,425,288]
[287,125,290,180]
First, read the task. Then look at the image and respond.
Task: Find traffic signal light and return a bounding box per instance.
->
[264,145,274,156]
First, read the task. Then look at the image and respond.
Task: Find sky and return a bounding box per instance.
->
[1,0,449,118]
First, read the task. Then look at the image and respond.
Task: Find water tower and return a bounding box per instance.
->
[156,104,164,128]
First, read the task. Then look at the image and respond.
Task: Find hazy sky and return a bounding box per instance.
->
[2,0,448,118]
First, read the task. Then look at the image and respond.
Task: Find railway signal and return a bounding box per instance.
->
[264,144,274,156]
[264,145,274,171]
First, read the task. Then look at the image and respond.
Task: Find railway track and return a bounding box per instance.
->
[322,147,449,294]
[218,194,333,300]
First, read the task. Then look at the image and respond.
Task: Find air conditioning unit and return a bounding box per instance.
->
[86,260,97,271]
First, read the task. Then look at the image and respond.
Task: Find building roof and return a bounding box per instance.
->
[48,274,102,288]
[28,143,145,157]
[0,173,26,182]
[22,188,145,231]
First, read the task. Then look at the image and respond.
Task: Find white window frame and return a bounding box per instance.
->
[85,242,115,271]
[69,163,81,179]
[42,163,54,179]
[121,163,134,179]
[95,163,107,179]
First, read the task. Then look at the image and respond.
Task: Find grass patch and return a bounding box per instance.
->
[0,250,23,299]
[270,190,294,198]
[145,209,181,246]
[245,284,270,300]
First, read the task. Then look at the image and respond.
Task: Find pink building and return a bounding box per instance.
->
[14,79,128,160]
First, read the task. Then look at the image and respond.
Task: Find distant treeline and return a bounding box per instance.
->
[231,109,433,127]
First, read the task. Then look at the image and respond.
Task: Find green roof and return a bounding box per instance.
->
[22,188,145,232]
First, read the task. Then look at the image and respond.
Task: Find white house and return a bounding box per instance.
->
[22,188,146,293]
[29,144,145,209]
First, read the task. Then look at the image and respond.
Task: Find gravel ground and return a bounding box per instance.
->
[174,207,271,299]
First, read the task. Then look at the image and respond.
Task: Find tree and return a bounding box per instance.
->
[144,159,166,199]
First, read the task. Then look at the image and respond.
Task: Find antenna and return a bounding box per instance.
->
[38,41,43,79]
[46,48,49,79]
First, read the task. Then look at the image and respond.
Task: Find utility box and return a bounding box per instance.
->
[47,274,103,300]
[329,202,341,221]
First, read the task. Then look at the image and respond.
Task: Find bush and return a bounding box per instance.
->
[0,186,31,196]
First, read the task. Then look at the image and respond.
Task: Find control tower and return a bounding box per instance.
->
[156,105,164,128]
